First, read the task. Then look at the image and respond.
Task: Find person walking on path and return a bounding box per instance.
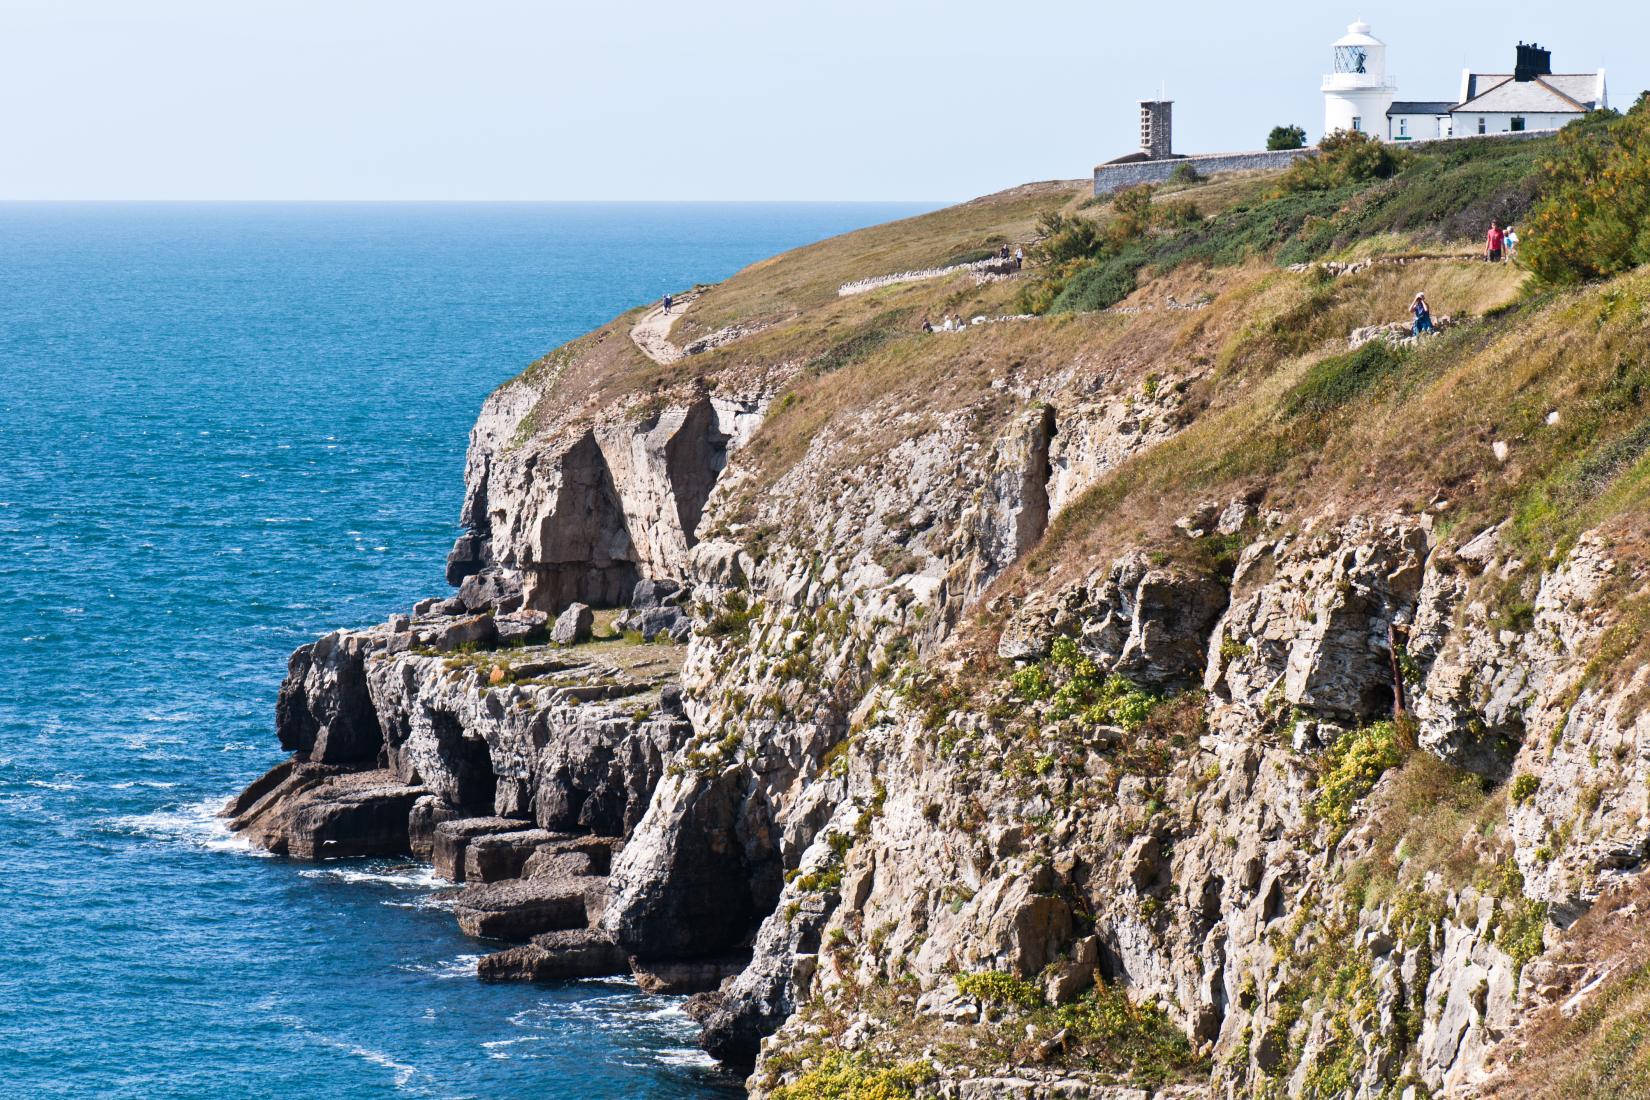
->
[1504,225,1520,263]
[1411,292,1434,336]
[1485,221,1505,264]
[1014,247,1024,271]
[662,293,674,316]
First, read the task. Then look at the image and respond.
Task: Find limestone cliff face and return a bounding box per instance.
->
[230,186,1650,1098]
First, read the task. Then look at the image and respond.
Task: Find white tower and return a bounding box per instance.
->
[1322,20,1397,140]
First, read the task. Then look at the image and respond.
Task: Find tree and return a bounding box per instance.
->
[1268,125,1308,151]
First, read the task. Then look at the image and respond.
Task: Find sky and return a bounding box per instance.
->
[1,1,1644,201]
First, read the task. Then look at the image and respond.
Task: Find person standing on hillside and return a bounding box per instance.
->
[1504,225,1520,263]
[662,292,673,316]
[1485,221,1505,263]
[1411,292,1434,336]
[1014,246,1024,271]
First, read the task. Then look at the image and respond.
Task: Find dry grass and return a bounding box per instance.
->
[1483,876,1650,1100]
[678,181,1087,336]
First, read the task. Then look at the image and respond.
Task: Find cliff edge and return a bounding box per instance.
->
[230,128,1650,1098]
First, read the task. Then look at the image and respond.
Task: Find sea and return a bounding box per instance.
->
[0,201,934,1099]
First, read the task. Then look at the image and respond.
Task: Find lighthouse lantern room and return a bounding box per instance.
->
[1322,20,1397,138]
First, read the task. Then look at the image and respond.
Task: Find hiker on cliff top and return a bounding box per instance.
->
[662,293,673,315]
[1411,292,1434,336]
[1485,221,1505,263]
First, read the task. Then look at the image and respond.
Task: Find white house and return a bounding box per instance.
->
[1321,23,1606,142]
[1446,44,1607,138]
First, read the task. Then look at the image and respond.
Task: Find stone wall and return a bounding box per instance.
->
[1093,148,1314,196]
[1094,127,1563,197]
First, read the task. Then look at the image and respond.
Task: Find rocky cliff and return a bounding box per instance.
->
[231,155,1650,1098]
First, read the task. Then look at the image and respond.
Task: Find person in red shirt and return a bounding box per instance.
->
[1486,221,1505,263]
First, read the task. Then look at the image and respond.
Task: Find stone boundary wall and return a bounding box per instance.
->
[1093,149,1312,196]
[1092,127,1562,197]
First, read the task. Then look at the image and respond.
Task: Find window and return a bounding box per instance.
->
[1511,116,1527,131]
[1352,116,1362,132]
[1398,118,1408,137]
[1478,117,1487,134]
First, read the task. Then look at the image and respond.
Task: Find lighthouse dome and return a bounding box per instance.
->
[1333,21,1384,48]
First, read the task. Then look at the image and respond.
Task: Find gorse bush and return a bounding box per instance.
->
[1279,129,1408,193]
[1522,101,1650,285]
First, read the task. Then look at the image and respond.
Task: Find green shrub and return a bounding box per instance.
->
[1048,251,1143,314]
[1510,774,1539,805]
[1522,102,1650,285]
[770,1053,934,1100]
[701,591,755,637]
[1282,341,1410,418]
[1170,162,1204,185]
[1009,637,1160,730]
[1054,981,1199,1086]
[1314,721,1408,840]
[1279,129,1408,193]
[1268,124,1308,151]
[956,970,1044,1009]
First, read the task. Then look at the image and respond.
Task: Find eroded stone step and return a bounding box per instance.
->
[477,929,628,982]
[449,876,603,940]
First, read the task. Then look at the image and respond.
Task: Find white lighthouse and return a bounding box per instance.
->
[1322,20,1397,139]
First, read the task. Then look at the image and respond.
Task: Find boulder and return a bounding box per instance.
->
[630,578,684,609]
[435,614,498,652]
[551,602,595,645]
[227,763,423,860]
[524,834,621,877]
[477,929,627,982]
[464,828,560,883]
[630,953,750,995]
[431,817,530,882]
[494,610,549,645]
[450,876,597,940]
[445,531,492,587]
[275,630,382,764]
[616,604,691,643]
[458,570,522,614]
[408,794,461,861]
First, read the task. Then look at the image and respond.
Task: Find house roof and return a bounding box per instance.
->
[1455,74,1598,113]
[1389,101,1456,115]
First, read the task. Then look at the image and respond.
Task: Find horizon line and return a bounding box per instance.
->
[0,196,957,206]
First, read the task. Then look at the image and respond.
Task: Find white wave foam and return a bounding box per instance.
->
[107,795,268,856]
[397,954,482,980]
[299,862,442,890]
[656,1047,719,1069]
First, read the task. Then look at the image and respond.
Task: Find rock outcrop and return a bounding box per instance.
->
[230,183,1650,1098]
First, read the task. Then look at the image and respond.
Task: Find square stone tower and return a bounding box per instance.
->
[1140,100,1173,159]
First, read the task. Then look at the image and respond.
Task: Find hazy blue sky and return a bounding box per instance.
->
[3,1,1643,201]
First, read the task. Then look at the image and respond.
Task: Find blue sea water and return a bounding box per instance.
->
[0,201,933,1099]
